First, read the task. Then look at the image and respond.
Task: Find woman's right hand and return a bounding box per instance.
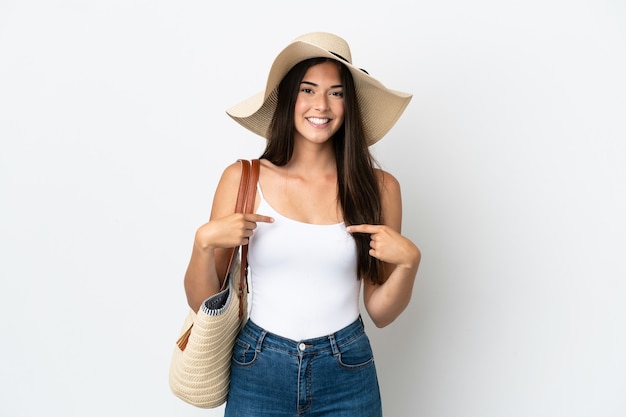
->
[194,213,274,253]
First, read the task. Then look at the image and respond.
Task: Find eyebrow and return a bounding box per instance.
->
[301,81,343,89]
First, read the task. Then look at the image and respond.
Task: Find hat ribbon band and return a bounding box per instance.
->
[329,51,369,75]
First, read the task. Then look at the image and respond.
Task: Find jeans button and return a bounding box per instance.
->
[298,343,306,351]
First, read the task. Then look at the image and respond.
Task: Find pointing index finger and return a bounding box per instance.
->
[245,213,275,224]
[346,224,378,234]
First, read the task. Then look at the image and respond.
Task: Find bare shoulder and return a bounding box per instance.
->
[257,158,286,192]
[374,168,402,198]
[219,160,247,186]
[210,161,248,219]
[259,158,284,178]
[374,168,402,230]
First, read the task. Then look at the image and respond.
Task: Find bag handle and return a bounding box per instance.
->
[174,160,259,351]
[239,159,260,317]
[220,159,260,316]
[222,159,250,287]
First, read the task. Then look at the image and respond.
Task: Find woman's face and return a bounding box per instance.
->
[293,61,345,146]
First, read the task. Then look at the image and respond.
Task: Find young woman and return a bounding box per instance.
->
[183,32,420,416]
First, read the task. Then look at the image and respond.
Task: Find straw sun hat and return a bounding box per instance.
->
[226,32,412,146]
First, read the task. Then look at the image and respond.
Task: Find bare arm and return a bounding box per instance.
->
[183,162,273,312]
[347,171,421,328]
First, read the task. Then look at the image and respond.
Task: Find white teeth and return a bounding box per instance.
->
[307,117,329,125]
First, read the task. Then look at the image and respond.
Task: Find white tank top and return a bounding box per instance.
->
[247,186,361,341]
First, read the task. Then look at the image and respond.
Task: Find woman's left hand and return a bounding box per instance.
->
[346,224,420,270]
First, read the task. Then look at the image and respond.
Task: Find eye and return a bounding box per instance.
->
[300,87,314,94]
[330,90,344,98]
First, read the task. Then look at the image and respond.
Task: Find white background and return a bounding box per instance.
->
[1,1,625,416]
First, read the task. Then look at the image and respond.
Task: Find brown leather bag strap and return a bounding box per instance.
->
[239,159,260,318]
[218,159,260,317]
[235,159,251,214]
[237,159,261,318]
[220,159,251,292]
[244,159,260,214]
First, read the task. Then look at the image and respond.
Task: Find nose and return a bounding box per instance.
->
[313,93,330,111]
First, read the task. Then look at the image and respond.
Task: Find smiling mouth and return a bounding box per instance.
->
[307,117,331,125]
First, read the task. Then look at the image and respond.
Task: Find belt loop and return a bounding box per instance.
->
[328,333,340,356]
[256,329,267,353]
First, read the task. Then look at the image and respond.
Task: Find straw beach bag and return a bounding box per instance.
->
[169,159,260,408]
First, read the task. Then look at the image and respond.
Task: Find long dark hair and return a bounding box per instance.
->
[260,58,383,284]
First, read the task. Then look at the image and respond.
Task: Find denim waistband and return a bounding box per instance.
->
[240,316,365,356]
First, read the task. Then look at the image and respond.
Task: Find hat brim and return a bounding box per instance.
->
[226,40,412,146]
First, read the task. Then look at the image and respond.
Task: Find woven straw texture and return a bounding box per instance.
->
[168,261,248,408]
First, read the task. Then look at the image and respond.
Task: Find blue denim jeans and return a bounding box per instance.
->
[224,317,382,417]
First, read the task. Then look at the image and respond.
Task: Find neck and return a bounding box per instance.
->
[287,142,336,176]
